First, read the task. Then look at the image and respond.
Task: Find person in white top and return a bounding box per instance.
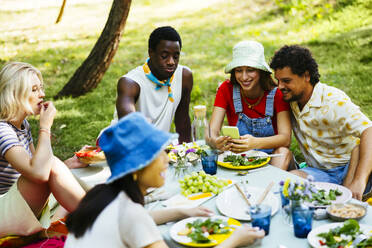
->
[65,112,265,248]
[115,26,193,143]
[270,45,372,200]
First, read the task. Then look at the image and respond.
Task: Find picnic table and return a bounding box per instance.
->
[151,165,372,248]
[71,162,372,248]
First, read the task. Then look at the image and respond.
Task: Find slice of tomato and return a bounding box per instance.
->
[75,150,95,158]
[318,240,326,246]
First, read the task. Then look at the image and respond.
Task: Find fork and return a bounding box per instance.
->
[352,234,368,246]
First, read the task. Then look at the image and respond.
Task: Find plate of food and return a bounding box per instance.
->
[217,150,270,170]
[75,146,106,165]
[305,182,352,208]
[307,219,372,247]
[216,186,279,221]
[162,171,233,209]
[169,216,241,247]
[327,203,367,221]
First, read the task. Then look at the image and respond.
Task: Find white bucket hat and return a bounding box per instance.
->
[225,41,272,74]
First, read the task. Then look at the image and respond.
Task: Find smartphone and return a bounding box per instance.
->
[221,126,240,139]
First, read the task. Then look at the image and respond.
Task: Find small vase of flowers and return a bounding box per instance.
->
[166,143,210,178]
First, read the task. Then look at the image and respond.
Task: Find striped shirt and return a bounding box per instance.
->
[0,120,33,195]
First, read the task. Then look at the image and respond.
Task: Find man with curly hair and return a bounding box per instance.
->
[270,45,372,200]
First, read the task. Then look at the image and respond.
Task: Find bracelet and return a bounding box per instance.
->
[39,128,51,135]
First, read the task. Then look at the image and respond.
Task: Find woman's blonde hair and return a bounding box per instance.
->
[0,62,43,121]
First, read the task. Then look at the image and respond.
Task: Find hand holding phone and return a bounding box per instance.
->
[221,126,240,139]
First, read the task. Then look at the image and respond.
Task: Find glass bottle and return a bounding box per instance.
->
[191,105,209,145]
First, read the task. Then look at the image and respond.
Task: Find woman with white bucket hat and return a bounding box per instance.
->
[209,41,292,170]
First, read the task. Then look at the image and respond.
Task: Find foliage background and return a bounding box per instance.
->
[1,0,371,160]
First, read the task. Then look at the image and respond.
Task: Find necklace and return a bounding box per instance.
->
[241,91,264,109]
[143,58,175,102]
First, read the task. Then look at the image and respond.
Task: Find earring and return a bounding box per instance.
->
[133,173,138,181]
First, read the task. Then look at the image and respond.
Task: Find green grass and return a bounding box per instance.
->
[0,0,371,160]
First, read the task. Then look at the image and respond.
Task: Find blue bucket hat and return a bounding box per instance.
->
[99,112,177,183]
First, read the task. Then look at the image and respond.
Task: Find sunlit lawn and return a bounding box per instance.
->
[0,0,371,160]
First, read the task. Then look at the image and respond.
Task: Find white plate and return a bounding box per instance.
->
[307,182,352,207]
[216,185,279,221]
[307,222,372,247]
[162,179,234,209]
[88,161,108,167]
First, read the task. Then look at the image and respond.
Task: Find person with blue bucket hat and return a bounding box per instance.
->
[66,112,264,247]
[209,41,293,170]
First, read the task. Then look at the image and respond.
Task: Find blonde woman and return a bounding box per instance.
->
[210,41,292,170]
[0,62,85,237]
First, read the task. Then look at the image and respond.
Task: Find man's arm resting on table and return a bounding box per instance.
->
[174,67,193,143]
[116,76,140,118]
[346,126,372,200]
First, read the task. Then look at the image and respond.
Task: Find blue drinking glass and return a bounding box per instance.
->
[292,206,313,238]
[201,150,218,175]
[249,204,272,236]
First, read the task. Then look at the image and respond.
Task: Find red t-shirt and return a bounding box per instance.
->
[213,80,290,134]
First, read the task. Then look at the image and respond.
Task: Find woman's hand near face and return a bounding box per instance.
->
[39,101,56,130]
[229,134,256,153]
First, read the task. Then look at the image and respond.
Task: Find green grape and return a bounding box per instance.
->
[202,186,208,193]
[179,171,230,196]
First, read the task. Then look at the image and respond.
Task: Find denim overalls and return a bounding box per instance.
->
[233,84,277,154]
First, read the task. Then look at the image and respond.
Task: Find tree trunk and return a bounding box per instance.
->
[55,0,67,24]
[56,0,132,98]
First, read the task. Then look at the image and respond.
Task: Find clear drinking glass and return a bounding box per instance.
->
[280,186,292,226]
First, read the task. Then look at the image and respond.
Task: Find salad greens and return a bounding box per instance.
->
[223,155,267,167]
[185,218,231,243]
[308,189,342,205]
[317,219,371,248]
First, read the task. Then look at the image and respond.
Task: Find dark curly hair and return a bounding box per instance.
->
[270,45,320,86]
[148,26,182,51]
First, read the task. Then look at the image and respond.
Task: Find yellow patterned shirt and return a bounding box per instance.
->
[291,82,372,170]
